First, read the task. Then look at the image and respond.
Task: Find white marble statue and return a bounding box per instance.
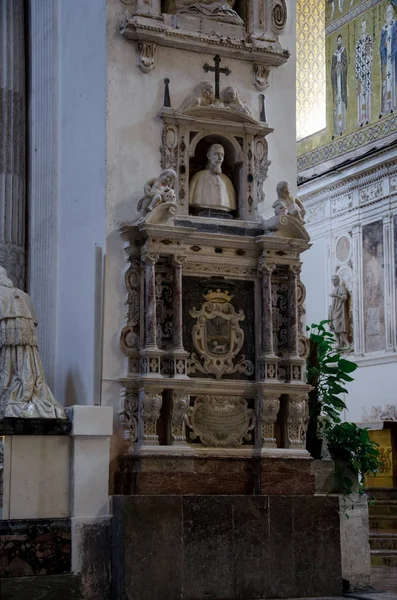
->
[189,143,236,212]
[137,168,177,214]
[173,0,243,24]
[273,181,306,223]
[328,274,350,350]
[179,81,216,111]
[221,86,253,117]
[0,267,66,419]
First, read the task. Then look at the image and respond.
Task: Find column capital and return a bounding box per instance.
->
[289,264,301,276]
[141,252,159,266]
[258,258,276,273]
[172,254,187,267]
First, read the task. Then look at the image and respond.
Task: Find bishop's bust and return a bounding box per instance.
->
[189,144,236,213]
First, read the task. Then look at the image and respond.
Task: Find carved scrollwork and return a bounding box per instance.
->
[140,390,163,444]
[272,0,287,30]
[121,262,141,359]
[254,136,270,206]
[171,394,190,443]
[120,389,140,446]
[287,394,308,448]
[187,395,255,447]
[257,392,280,447]
[160,124,179,171]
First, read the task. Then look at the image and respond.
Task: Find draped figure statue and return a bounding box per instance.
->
[0,267,66,419]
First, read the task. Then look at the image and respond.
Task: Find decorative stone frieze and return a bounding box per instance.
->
[140,389,163,445]
[287,393,308,449]
[256,391,281,448]
[171,393,190,445]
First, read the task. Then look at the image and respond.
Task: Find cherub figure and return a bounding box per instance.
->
[274,181,306,223]
[221,86,253,117]
[179,81,216,111]
[137,169,177,213]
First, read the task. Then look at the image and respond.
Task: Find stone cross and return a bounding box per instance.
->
[203,54,231,99]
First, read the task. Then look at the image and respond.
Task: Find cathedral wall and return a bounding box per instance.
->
[297,0,397,179]
[299,147,397,422]
[101,0,297,421]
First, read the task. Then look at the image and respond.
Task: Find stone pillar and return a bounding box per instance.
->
[141,252,162,377]
[0,0,26,289]
[258,258,278,381]
[256,390,280,449]
[143,252,159,350]
[288,265,301,358]
[170,255,189,378]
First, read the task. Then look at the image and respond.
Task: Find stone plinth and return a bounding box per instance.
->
[112,494,342,600]
[115,452,315,496]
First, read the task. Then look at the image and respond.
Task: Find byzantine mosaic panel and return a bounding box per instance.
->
[296,0,326,140]
[362,220,386,352]
[297,0,397,171]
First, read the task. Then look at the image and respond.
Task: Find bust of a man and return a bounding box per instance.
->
[189,144,236,213]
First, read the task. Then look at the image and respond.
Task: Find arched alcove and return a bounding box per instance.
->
[188,133,243,218]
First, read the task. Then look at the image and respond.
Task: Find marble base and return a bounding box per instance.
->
[0,518,71,577]
[112,495,342,600]
[115,453,315,496]
[0,418,71,436]
[0,574,81,600]
[197,209,234,219]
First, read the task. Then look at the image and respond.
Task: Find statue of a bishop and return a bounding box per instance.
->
[0,267,66,419]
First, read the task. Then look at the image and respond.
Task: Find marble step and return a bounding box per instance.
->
[370,532,397,550]
[369,501,397,515]
[365,488,397,501]
[371,549,397,567]
[370,515,397,530]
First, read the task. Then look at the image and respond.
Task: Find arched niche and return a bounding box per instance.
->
[188,133,244,218]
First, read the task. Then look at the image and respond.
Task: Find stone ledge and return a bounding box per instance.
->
[0,418,71,436]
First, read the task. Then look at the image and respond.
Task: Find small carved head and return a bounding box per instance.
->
[159,168,177,188]
[222,86,238,104]
[331,274,340,286]
[207,144,225,173]
[0,266,14,288]
[201,81,215,100]
[276,180,291,199]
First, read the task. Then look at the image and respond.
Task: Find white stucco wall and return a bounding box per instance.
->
[55,0,107,406]
[101,0,298,415]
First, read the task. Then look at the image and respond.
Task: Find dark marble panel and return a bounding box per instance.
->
[0,574,82,600]
[175,220,263,237]
[0,519,71,577]
[182,276,256,381]
[233,496,271,599]
[77,519,111,600]
[0,418,71,436]
[269,496,295,598]
[293,496,342,597]
[112,495,182,600]
[183,496,234,600]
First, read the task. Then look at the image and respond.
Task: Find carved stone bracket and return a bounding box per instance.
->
[171,393,190,445]
[287,393,308,449]
[253,64,270,91]
[256,391,281,448]
[137,42,156,73]
[140,389,163,445]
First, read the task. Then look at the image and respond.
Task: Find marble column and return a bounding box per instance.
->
[143,252,159,350]
[0,0,26,289]
[260,261,276,356]
[172,255,186,351]
[288,265,301,358]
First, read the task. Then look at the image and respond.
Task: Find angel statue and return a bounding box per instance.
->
[0,266,66,419]
[221,86,253,117]
[137,169,177,214]
[172,0,243,24]
[179,81,216,111]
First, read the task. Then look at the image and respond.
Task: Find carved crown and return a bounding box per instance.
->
[203,289,233,303]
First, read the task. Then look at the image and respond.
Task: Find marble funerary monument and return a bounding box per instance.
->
[111,3,342,598]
